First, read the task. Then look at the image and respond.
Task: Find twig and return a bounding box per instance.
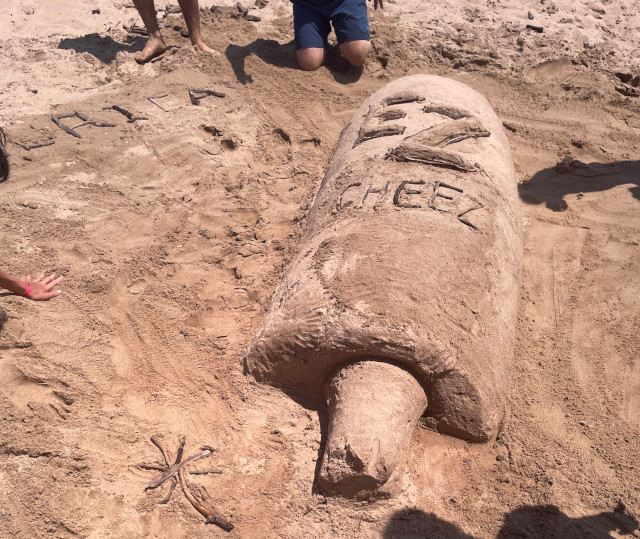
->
[150,435,178,503]
[123,20,148,35]
[52,113,82,138]
[150,436,178,503]
[189,89,225,106]
[457,204,483,230]
[147,94,169,112]
[158,479,177,504]
[178,468,234,532]
[16,139,55,151]
[106,20,122,32]
[103,105,148,123]
[145,450,211,490]
[51,111,116,138]
[144,436,232,530]
[175,437,185,466]
[138,463,167,471]
[150,435,173,466]
[439,182,463,193]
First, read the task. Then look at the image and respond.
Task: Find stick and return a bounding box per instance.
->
[70,121,92,130]
[192,89,225,98]
[428,181,448,212]
[103,105,148,122]
[149,435,180,503]
[178,468,234,532]
[147,96,168,112]
[123,21,148,35]
[189,89,225,105]
[52,114,82,138]
[18,139,55,151]
[439,182,463,193]
[139,464,222,475]
[52,112,115,138]
[175,438,185,465]
[158,479,177,504]
[150,435,173,466]
[457,204,483,231]
[145,450,211,490]
[138,463,167,471]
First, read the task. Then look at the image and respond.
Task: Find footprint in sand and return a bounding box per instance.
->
[127,278,147,294]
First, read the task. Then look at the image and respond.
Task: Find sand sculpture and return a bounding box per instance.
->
[245,75,522,498]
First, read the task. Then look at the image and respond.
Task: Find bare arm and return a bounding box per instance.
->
[0,269,63,301]
[0,269,28,295]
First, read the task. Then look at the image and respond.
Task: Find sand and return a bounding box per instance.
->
[0,0,638,537]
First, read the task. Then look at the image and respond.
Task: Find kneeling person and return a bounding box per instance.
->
[293,0,382,71]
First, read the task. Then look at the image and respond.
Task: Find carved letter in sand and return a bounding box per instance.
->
[245,75,522,498]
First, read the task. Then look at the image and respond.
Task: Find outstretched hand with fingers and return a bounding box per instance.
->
[24,271,64,301]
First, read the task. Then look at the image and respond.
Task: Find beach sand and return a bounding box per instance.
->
[0,0,639,536]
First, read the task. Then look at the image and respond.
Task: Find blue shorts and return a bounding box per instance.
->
[292,0,370,50]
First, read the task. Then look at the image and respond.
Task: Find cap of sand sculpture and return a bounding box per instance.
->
[245,75,522,498]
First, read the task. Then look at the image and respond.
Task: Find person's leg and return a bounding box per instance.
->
[176,0,216,53]
[332,0,371,67]
[338,39,370,66]
[294,1,331,71]
[132,0,167,63]
[297,48,326,71]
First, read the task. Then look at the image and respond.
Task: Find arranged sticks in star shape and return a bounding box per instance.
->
[139,435,234,532]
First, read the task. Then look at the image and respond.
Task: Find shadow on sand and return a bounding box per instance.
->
[382,504,638,538]
[518,159,640,212]
[498,504,638,538]
[383,508,475,538]
[225,39,363,85]
[226,39,297,85]
[58,33,145,64]
[279,389,329,494]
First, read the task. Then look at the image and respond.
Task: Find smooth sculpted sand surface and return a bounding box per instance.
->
[0,0,639,537]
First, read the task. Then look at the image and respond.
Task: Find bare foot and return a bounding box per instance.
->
[134,35,167,64]
[192,39,220,56]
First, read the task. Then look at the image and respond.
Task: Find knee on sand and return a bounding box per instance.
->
[297,40,371,71]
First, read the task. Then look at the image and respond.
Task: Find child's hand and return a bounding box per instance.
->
[24,271,64,301]
[370,0,383,9]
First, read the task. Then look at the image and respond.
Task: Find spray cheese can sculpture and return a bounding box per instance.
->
[246,75,522,498]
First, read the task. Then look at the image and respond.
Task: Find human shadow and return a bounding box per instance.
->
[381,504,638,538]
[226,39,297,85]
[58,34,145,64]
[518,159,640,212]
[225,39,363,85]
[498,504,638,538]
[383,508,476,538]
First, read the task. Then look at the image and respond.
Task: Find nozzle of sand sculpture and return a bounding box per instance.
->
[318,360,427,498]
